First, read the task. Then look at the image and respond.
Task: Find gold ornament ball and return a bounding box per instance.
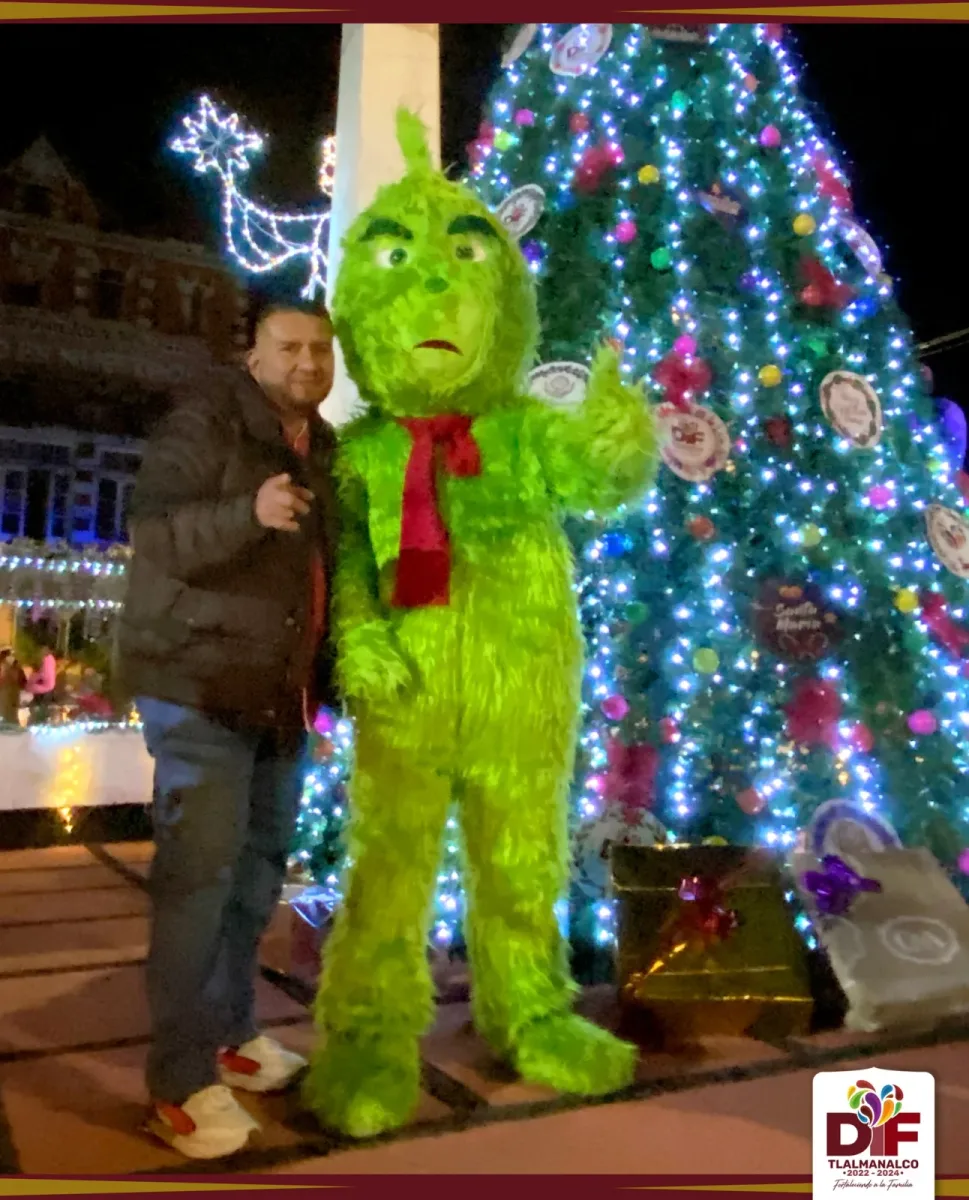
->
[793,213,817,236]
[702,835,729,846]
[894,588,919,614]
[801,524,823,548]
[927,457,944,474]
[758,364,783,387]
[693,647,720,674]
[493,130,516,151]
[638,164,661,185]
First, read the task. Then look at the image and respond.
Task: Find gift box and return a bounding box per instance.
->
[260,883,333,985]
[794,846,969,1033]
[613,843,813,1042]
[259,883,470,1001]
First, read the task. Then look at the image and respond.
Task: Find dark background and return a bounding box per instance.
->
[0,23,965,404]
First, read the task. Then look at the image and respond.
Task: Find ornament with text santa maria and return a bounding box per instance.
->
[753,580,843,663]
[466,23,969,957]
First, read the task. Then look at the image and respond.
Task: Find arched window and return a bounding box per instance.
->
[95,269,125,320]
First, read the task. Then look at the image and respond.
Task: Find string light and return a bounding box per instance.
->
[319,135,337,198]
[170,95,334,299]
[468,22,969,947]
[288,23,969,956]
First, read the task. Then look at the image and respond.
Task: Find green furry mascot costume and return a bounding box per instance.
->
[304,110,657,1138]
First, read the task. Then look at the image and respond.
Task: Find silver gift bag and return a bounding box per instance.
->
[793,846,969,1033]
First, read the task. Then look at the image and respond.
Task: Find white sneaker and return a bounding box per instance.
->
[218,1034,307,1093]
[145,1084,260,1160]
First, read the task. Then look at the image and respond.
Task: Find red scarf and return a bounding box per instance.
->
[393,415,481,608]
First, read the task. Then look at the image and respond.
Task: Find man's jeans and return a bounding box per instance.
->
[137,697,306,1104]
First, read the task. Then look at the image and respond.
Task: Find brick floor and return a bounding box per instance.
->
[1,839,969,1179]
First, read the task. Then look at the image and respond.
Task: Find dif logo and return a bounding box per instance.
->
[813,1068,934,1198]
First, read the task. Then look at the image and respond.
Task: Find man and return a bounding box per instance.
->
[119,298,339,1160]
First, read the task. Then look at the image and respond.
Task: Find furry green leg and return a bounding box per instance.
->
[304,727,451,1137]
[460,759,638,1096]
[512,1014,637,1096]
[302,1031,421,1140]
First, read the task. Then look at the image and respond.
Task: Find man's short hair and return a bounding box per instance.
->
[247,295,332,348]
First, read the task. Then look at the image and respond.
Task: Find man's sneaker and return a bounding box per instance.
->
[218,1034,307,1093]
[144,1084,260,1160]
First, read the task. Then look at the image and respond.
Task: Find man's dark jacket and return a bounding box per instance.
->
[118,368,339,728]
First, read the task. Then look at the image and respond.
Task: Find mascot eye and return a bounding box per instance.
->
[454,239,488,263]
[376,245,409,268]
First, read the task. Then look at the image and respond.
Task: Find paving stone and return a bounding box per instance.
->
[0,864,129,895]
[0,963,305,1057]
[0,915,148,977]
[0,887,147,927]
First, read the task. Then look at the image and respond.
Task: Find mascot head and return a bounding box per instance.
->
[331,109,539,416]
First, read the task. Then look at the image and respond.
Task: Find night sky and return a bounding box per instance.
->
[1,23,967,405]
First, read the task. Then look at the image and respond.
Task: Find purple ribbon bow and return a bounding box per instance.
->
[802,854,882,916]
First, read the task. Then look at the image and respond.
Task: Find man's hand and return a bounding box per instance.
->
[254,473,314,532]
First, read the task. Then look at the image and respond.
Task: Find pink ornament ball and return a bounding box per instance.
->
[908,709,938,736]
[313,708,336,736]
[601,694,630,721]
[514,108,535,127]
[659,717,680,744]
[587,774,606,795]
[850,722,875,753]
[958,848,969,875]
[759,125,782,149]
[868,484,893,510]
[737,787,766,815]
[673,334,697,357]
[614,219,637,244]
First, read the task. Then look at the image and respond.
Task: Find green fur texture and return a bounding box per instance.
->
[305,109,657,1138]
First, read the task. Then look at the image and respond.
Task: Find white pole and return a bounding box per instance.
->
[320,23,441,428]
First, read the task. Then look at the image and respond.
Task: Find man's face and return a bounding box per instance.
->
[247,310,335,413]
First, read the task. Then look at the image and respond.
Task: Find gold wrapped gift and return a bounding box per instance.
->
[612,843,813,1041]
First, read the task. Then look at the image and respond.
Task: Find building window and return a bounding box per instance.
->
[4,281,41,308]
[21,184,52,218]
[24,469,51,541]
[1,470,25,538]
[48,472,70,541]
[120,482,135,542]
[95,269,125,320]
[95,477,119,543]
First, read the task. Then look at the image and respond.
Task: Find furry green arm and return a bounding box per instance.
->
[527,345,658,516]
[332,451,414,704]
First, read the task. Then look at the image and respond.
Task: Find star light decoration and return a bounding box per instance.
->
[170,95,335,299]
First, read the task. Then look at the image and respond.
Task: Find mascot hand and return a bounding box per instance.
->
[587,340,645,408]
[338,620,416,705]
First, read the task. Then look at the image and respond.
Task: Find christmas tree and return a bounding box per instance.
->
[467,21,969,951]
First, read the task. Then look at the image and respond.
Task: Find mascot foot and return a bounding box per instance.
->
[302,1033,421,1139]
[511,1014,637,1097]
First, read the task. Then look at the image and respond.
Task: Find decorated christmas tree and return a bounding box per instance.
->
[468,22,969,951]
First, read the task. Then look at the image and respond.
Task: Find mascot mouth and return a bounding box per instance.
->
[415,339,462,354]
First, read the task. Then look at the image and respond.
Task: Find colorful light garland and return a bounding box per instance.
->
[170,95,334,299]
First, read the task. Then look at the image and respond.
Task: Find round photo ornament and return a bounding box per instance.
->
[550,24,612,76]
[655,401,731,482]
[819,370,883,449]
[926,503,969,579]
[502,24,538,67]
[495,184,546,241]
[527,362,590,409]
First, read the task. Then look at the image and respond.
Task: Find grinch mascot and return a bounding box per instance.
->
[304,110,657,1138]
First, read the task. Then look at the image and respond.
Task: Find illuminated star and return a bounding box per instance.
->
[170,94,264,179]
